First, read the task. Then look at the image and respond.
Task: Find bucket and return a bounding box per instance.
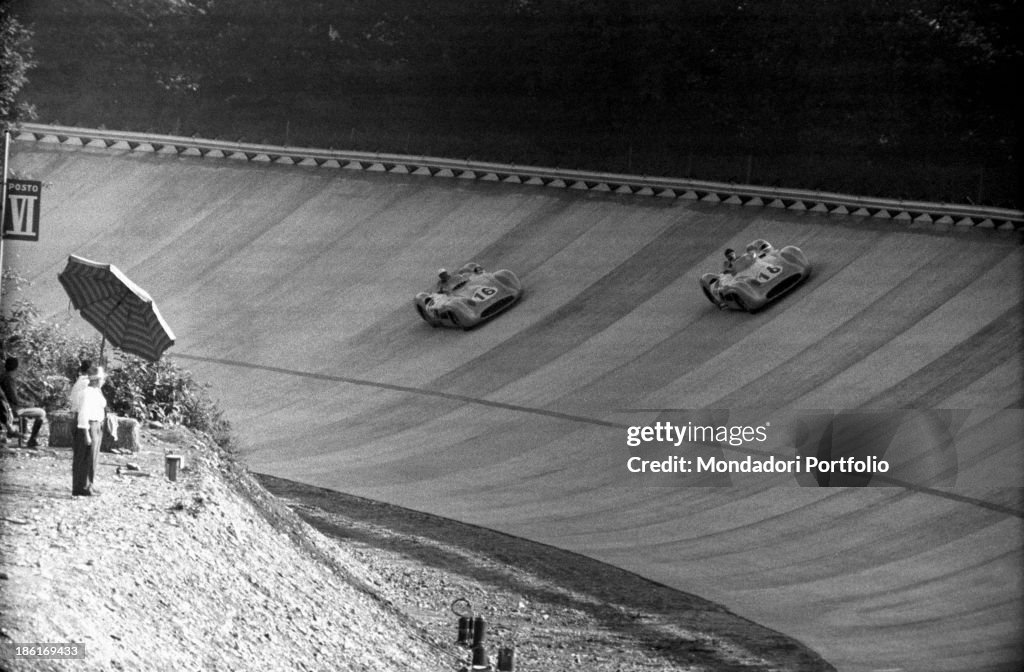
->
[470,644,489,670]
[165,455,183,481]
[457,616,474,645]
[497,647,515,671]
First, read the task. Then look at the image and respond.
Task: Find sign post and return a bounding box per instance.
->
[2,178,42,241]
[0,129,9,295]
[0,130,43,299]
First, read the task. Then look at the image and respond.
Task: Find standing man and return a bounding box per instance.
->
[0,357,47,448]
[72,365,107,497]
[69,359,92,414]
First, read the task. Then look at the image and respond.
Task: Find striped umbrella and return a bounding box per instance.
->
[57,255,175,362]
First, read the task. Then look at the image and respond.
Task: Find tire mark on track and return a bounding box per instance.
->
[174,352,1023,518]
[173,352,623,428]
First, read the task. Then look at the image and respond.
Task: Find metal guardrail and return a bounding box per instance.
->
[13,123,1023,231]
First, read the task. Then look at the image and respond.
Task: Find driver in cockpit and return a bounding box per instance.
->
[722,248,757,275]
[436,268,468,293]
[436,268,452,292]
[722,248,739,274]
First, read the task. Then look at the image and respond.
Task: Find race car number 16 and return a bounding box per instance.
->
[472,287,497,301]
[757,265,782,282]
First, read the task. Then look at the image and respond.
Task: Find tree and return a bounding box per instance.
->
[0,8,37,129]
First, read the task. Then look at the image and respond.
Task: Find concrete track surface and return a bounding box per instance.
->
[8,143,1023,672]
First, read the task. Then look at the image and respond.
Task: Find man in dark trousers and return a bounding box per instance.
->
[73,365,108,497]
[0,357,47,448]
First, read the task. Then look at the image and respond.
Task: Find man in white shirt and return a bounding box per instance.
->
[72,365,107,497]
[68,360,91,415]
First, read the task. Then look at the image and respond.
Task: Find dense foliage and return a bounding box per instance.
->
[0,7,36,128]
[8,0,1022,203]
[0,272,232,446]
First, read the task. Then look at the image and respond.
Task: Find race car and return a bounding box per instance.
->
[700,239,810,312]
[415,262,523,329]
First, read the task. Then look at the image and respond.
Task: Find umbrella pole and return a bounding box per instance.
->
[99,291,125,367]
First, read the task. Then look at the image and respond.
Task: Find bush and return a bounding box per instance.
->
[0,290,95,410]
[1,270,233,447]
[103,355,231,439]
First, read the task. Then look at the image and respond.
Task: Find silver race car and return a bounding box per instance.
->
[415,263,523,329]
[700,239,810,312]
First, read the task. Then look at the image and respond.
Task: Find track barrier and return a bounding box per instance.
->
[13,123,1023,231]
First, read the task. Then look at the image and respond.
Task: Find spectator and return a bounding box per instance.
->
[0,387,16,444]
[69,359,92,415]
[0,357,47,448]
[73,365,108,497]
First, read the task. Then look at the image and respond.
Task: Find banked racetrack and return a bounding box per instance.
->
[7,132,1023,672]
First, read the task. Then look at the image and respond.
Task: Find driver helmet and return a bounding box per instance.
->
[724,248,737,261]
[438,268,450,282]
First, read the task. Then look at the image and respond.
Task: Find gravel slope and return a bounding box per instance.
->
[0,429,834,671]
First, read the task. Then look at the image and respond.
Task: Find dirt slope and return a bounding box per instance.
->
[0,433,833,671]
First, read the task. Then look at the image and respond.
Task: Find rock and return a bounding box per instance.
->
[46,410,75,447]
[102,417,142,454]
[47,412,142,453]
